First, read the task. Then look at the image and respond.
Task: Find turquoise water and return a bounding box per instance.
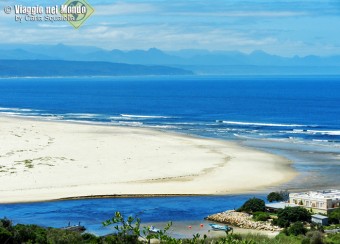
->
[0,75,339,234]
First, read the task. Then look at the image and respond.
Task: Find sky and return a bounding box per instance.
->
[0,0,339,56]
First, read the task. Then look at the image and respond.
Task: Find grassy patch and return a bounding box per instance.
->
[324,224,340,230]
[252,211,271,221]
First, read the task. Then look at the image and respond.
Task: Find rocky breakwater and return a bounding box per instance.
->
[206,210,282,232]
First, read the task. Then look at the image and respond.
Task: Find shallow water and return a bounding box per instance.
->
[0,195,264,236]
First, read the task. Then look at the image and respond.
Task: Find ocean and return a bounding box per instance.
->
[0,75,339,235]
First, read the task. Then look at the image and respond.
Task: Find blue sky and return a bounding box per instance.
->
[0,0,339,56]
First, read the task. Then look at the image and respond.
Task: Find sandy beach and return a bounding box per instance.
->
[0,116,297,203]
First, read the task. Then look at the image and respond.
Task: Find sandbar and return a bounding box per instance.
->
[0,116,297,203]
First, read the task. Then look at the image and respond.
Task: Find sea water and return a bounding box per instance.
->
[0,75,339,234]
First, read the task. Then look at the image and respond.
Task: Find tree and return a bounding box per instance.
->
[103,211,180,243]
[328,208,340,224]
[238,198,266,213]
[276,207,311,228]
[267,192,284,202]
[279,190,290,202]
[102,211,141,243]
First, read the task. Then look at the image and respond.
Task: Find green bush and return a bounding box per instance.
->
[324,233,340,244]
[81,233,101,243]
[286,221,307,236]
[0,227,12,243]
[13,224,47,244]
[0,218,12,229]
[46,228,84,244]
[328,208,340,224]
[238,197,266,213]
[310,222,324,233]
[276,207,311,228]
[304,231,324,244]
[253,212,270,221]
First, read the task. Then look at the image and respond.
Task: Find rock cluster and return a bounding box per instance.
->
[206,210,282,232]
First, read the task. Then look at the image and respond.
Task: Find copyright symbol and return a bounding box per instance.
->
[4,6,12,14]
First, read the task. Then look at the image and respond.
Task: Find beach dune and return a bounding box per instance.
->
[0,116,296,203]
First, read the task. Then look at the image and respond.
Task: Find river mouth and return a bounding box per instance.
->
[0,194,265,236]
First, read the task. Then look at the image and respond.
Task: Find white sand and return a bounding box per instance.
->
[0,116,297,203]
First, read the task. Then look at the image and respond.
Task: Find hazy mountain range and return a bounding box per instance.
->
[0,60,192,77]
[1,44,340,75]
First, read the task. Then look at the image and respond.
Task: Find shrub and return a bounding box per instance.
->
[305,231,324,244]
[0,227,12,243]
[276,207,311,228]
[46,228,83,244]
[328,208,340,224]
[267,192,284,202]
[310,222,324,233]
[325,233,340,244]
[238,197,266,213]
[13,224,47,244]
[287,222,307,236]
[0,218,12,229]
[81,232,101,243]
[253,212,270,221]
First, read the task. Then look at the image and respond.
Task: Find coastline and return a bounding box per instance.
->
[0,115,297,204]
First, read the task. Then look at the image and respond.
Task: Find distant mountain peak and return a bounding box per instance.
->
[1,44,340,73]
[148,47,163,53]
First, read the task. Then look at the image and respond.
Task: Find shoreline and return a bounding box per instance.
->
[0,192,265,205]
[141,220,280,239]
[0,115,297,204]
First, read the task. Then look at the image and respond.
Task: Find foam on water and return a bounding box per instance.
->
[219,120,306,127]
[1,105,339,150]
[120,114,173,119]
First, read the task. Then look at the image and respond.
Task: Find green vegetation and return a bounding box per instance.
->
[324,224,340,230]
[328,208,340,224]
[252,212,270,222]
[274,207,311,228]
[237,198,265,213]
[1,213,340,243]
[267,192,284,202]
[0,218,97,244]
[285,222,308,236]
[324,233,340,244]
[24,159,34,168]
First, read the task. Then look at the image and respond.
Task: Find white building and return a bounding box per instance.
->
[289,189,340,214]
